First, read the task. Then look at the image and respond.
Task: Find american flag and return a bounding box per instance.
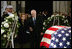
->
[40,26,71,48]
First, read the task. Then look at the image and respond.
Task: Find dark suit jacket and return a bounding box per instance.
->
[28,15,43,39]
[42,14,48,21]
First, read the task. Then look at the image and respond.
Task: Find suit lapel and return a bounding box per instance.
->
[31,16,38,26]
[31,17,35,25]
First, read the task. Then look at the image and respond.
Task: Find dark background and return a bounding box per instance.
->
[25,1,53,17]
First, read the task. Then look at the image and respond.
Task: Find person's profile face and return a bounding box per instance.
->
[9,8,13,12]
[7,8,13,13]
[31,13,35,17]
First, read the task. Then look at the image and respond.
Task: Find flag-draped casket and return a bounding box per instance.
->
[40,26,71,48]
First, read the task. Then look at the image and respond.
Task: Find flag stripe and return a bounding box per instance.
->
[43,34,51,39]
[40,42,50,48]
[47,27,59,31]
[42,42,50,48]
[57,26,66,28]
[45,30,55,35]
[41,37,51,44]
[52,26,65,29]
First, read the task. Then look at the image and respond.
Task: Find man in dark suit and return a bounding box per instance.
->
[28,10,43,48]
[42,11,48,22]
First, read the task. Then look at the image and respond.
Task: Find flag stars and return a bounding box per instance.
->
[52,37,55,40]
[58,34,62,37]
[66,41,70,45]
[64,46,67,48]
[62,37,66,41]
[56,39,59,42]
[70,38,71,39]
[51,43,54,46]
[61,31,65,33]
[64,29,67,30]
[65,33,69,36]
[53,45,57,48]
[68,30,71,33]
[59,42,63,46]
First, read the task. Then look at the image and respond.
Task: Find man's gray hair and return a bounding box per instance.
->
[31,9,36,14]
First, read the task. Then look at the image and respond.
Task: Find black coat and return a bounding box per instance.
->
[18,18,28,44]
[27,16,43,48]
[42,14,48,22]
[27,15,43,39]
[66,16,71,26]
[1,14,9,23]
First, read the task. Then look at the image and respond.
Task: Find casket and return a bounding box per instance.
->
[40,26,71,48]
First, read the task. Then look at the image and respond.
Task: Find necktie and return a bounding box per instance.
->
[34,18,36,25]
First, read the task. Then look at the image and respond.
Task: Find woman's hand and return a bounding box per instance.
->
[29,27,33,32]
